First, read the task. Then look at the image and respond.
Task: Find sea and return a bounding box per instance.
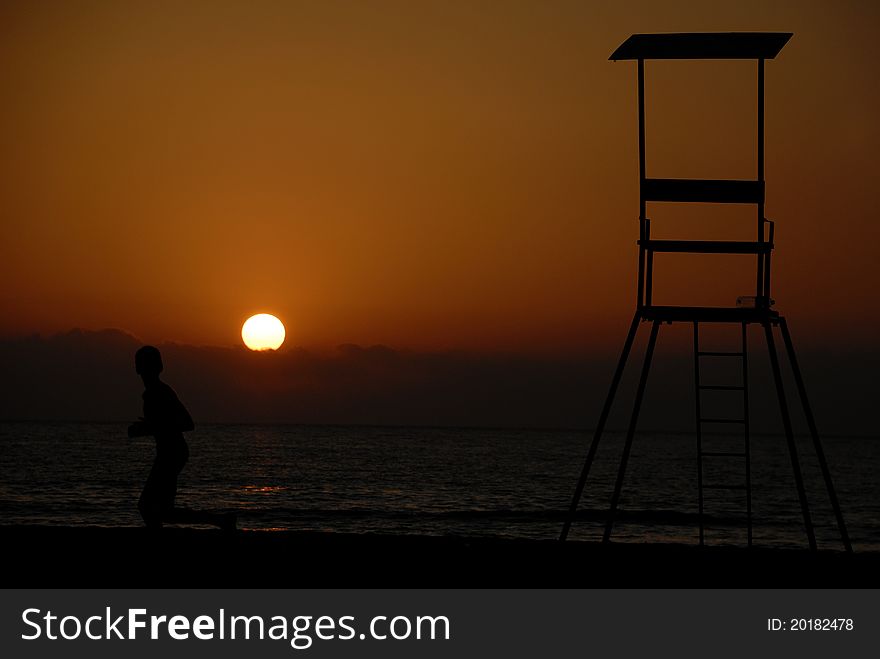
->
[0,421,877,551]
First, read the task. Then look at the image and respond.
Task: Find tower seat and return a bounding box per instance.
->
[640,305,778,323]
[639,239,772,254]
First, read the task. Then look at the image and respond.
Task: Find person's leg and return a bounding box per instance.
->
[142,453,179,528]
[160,444,236,530]
[138,462,164,528]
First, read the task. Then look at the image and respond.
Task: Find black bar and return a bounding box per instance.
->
[701,452,747,458]
[641,306,777,323]
[560,312,642,541]
[638,59,646,185]
[698,351,744,357]
[778,318,853,553]
[609,33,793,61]
[637,58,646,309]
[763,321,817,550]
[703,485,748,491]
[742,322,753,547]
[757,59,765,301]
[637,221,645,309]
[699,385,745,391]
[693,322,704,546]
[700,418,746,424]
[758,59,765,185]
[763,219,775,304]
[603,320,661,543]
[641,178,764,204]
[639,239,772,254]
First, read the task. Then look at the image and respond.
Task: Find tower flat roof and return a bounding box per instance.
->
[609,32,792,61]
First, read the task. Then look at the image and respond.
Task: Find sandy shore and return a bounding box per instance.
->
[2,525,874,588]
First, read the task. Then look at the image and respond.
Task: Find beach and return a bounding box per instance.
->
[4,525,875,588]
[2,421,876,588]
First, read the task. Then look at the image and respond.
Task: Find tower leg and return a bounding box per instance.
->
[778,318,852,553]
[603,319,661,543]
[560,311,641,541]
[763,321,817,551]
[692,322,704,546]
[741,322,753,548]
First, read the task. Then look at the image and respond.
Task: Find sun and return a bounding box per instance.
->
[241,313,286,351]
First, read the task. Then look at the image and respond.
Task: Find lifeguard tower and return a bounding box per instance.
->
[560,33,851,551]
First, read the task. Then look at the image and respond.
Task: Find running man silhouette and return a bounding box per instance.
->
[128,345,235,531]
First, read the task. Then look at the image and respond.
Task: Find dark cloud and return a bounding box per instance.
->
[0,329,875,435]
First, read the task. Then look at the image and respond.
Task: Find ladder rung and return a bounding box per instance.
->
[703,485,748,490]
[699,418,746,424]
[701,451,747,458]
[698,385,745,391]
[697,351,744,357]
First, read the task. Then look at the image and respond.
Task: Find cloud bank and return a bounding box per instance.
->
[0,329,875,435]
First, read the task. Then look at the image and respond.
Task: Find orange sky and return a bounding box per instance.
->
[1,0,878,354]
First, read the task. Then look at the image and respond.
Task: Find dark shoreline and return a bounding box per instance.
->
[3,525,876,588]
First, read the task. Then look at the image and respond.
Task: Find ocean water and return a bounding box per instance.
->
[0,421,876,551]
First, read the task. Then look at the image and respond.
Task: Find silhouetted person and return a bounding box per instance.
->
[128,345,235,531]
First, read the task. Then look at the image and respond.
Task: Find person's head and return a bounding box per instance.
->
[135,345,163,380]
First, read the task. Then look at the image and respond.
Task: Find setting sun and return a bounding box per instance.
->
[241,314,286,351]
